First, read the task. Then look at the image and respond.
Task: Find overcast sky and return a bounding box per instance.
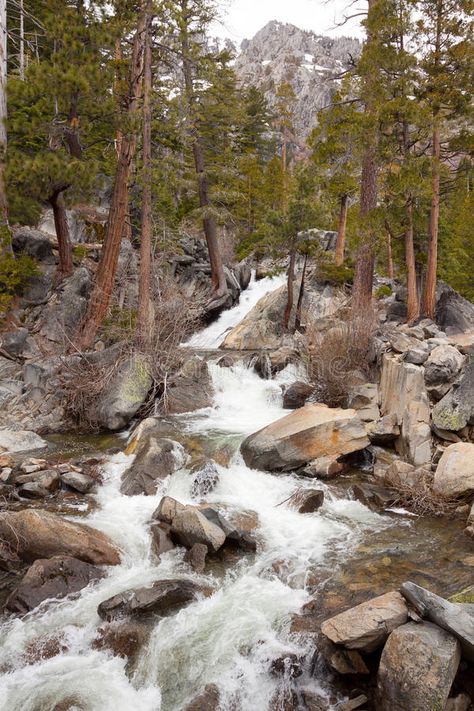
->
[213,0,364,45]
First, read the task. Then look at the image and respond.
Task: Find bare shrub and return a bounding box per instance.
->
[390,477,461,518]
[304,311,376,407]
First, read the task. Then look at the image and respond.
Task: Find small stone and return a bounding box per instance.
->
[287,488,324,514]
[61,471,95,494]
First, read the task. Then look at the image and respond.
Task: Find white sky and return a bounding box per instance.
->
[213,0,365,45]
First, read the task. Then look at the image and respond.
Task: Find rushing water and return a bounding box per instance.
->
[0,360,393,711]
[184,271,287,349]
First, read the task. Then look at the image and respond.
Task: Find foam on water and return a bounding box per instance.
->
[0,360,391,711]
[184,271,287,349]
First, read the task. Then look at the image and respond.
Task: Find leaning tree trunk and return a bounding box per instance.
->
[404,196,419,322]
[180,19,227,299]
[137,5,154,345]
[76,10,147,350]
[49,189,73,282]
[421,123,441,320]
[335,194,348,266]
[283,249,296,331]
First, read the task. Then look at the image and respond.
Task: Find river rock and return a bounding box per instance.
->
[121,436,187,496]
[433,443,474,498]
[165,357,215,414]
[6,556,104,615]
[376,621,461,711]
[303,454,345,479]
[400,581,474,662]
[287,488,324,513]
[379,354,432,466]
[98,579,213,621]
[61,471,95,494]
[0,510,120,566]
[241,404,369,472]
[350,483,398,511]
[91,356,153,431]
[0,429,48,454]
[282,382,314,409]
[221,284,287,350]
[150,522,175,557]
[424,345,465,386]
[93,620,150,668]
[170,508,226,552]
[208,506,259,551]
[184,684,220,711]
[367,414,400,445]
[153,496,186,524]
[190,460,219,499]
[184,543,208,573]
[320,591,408,653]
[432,354,474,432]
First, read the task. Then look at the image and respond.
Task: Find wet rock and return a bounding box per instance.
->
[0,429,48,454]
[150,522,175,557]
[98,579,213,621]
[153,496,186,524]
[121,436,187,496]
[184,543,208,573]
[183,684,220,711]
[209,506,259,551]
[283,381,314,409]
[165,357,214,414]
[400,581,474,662]
[241,404,369,472]
[320,591,408,653]
[379,354,432,466]
[376,621,461,711]
[287,488,324,514]
[190,460,219,499]
[350,483,398,511]
[367,414,400,446]
[334,695,368,711]
[93,620,150,668]
[91,356,152,431]
[16,469,60,499]
[60,471,95,494]
[5,556,104,614]
[303,455,345,479]
[433,443,474,498]
[432,355,474,432]
[270,653,303,679]
[170,508,226,552]
[424,345,465,386]
[0,510,121,566]
[325,646,370,675]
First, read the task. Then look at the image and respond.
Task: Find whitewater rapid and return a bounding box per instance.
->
[185,271,287,349]
[0,362,390,711]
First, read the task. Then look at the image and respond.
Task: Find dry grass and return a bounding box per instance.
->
[304,311,376,407]
[390,478,461,517]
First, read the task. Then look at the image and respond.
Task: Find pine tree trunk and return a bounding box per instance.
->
[384,220,395,280]
[404,196,419,322]
[76,10,147,350]
[295,253,307,331]
[137,6,154,344]
[353,143,377,311]
[283,249,296,330]
[0,0,11,256]
[421,123,441,319]
[49,189,73,282]
[180,17,227,298]
[335,194,348,266]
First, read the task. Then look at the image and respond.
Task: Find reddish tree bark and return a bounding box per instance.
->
[295,252,308,332]
[76,10,147,350]
[404,197,420,322]
[49,188,73,282]
[421,123,441,319]
[283,249,296,331]
[335,194,348,266]
[353,144,377,312]
[384,220,395,281]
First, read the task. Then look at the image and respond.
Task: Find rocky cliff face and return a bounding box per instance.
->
[234,21,361,137]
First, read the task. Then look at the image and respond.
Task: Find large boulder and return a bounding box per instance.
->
[241,404,369,472]
[39,267,92,343]
[6,556,104,615]
[424,345,465,387]
[287,488,324,513]
[0,429,48,454]
[170,508,226,552]
[320,592,408,653]
[432,354,474,432]
[0,328,29,358]
[400,581,474,662]
[282,381,314,410]
[12,227,54,262]
[379,354,432,466]
[436,282,474,335]
[376,622,460,711]
[91,356,153,431]
[0,510,120,566]
[97,579,213,621]
[164,357,214,414]
[433,443,474,498]
[120,435,187,496]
